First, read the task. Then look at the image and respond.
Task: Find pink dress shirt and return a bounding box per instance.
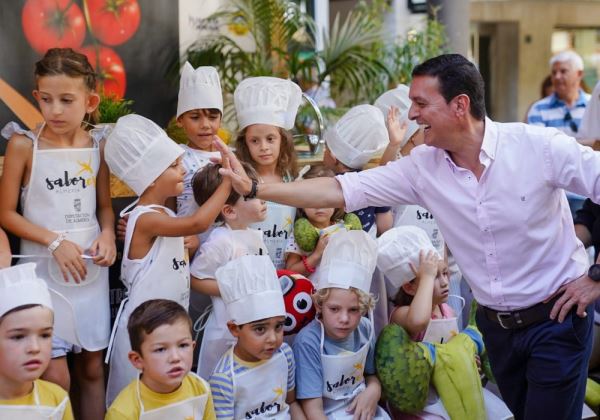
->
[337,118,600,310]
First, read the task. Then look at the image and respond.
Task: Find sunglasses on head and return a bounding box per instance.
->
[564,111,578,133]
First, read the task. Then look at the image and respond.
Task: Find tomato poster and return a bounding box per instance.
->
[0,0,179,154]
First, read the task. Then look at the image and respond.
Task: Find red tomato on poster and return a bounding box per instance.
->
[80,46,126,98]
[87,0,141,46]
[22,0,86,54]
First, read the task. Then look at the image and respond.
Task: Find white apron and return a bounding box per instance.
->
[136,373,209,420]
[196,228,267,379]
[421,387,513,420]
[230,347,290,419]
[19,124,109,351]
[0,382,69,420]
[319,316,390,419]
[251,201,295,269]
[421,299,464,345]
[393,205,445,254]
[106,205,190,406]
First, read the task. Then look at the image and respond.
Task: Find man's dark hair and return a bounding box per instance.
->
[412,54,486,121]
[127,299,192,353]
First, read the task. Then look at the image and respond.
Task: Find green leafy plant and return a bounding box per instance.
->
[97,94,134,123]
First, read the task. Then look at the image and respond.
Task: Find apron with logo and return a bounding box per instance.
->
[421,300,462,345]
[230,346,290,419]
[136,373,209,420]
[20,124,109,351]
[251,175,296,269]
[106,205,190,406]
[196,228,267,379]
[319,315,390,419]
[0,381,69,420]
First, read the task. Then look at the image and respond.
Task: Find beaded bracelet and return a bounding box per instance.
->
[301,255,316,273]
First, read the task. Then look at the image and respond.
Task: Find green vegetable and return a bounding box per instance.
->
[343,213,362,231]
[98,94,134,124]
[294,218,320,252]
[375,324,433,413]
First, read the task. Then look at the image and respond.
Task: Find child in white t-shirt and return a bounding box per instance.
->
[190,163,268,379]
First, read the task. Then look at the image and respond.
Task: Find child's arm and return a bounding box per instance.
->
[287,389,307,420]
[90,142,116,267]
[0,227,11,268]
[191,276,220,296]
[135,178,231,238]
[299,398,327,420]
[391,250,438,336]
[285,235,329,275]
[346,374,382,419]
[375,211,393,236]
[0,135,87,282]
[380,106,408,166]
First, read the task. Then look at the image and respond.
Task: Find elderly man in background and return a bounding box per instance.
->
[527,50,591,215]
[527,50,589,136]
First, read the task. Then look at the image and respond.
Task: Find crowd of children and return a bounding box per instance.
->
[0,48,511,419]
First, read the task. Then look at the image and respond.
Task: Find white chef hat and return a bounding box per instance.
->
[105,114,184,196]
[176,62,223,118]
[0,264,53,318]
[377,226,440,290]
[216,255,286,325]
[317,230,378,294]
[374,85,420,148]
[324,104,389,169]
[577,81,600,145]
[234,76,302,130]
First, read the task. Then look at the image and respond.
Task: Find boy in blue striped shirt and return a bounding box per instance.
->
[208,255,306,419]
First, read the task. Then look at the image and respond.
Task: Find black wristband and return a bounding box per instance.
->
[243,179,258,201]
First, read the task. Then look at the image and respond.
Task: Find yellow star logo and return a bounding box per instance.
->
[76,156,94,175]
[284,216,293,228]
[273,387,284,398]
[353,363,363,371]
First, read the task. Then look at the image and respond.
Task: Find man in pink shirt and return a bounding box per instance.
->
[217,54,600,420]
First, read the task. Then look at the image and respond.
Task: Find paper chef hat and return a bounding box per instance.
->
[377,226,440,290]
[105,114,184,196]
[216,255,286,325]
[176,62,223,118]
[324,104,389,169]
[317,230,378,294]
[234,76,302,130]
[0,264,53,317]
[374,84,420,147]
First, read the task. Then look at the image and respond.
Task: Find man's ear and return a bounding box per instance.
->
[453,94,470,118]
[128,350,145,371]
[227,321,241,338]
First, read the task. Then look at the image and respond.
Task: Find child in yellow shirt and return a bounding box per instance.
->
[0,263,74,419]
[106,299,215,419]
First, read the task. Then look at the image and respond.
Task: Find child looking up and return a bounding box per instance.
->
[285,165,347,278]
[293,230,390,419]
[104,115,231,405]
[0,47,115,420]
[209,255,305,419]
[106,299,216,420]
[190,163,268,379]
[234,76,302,269]
[323,104,393,238]
[0,263,74,419]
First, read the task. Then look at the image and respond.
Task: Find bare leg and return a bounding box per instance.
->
[73,350,105,420]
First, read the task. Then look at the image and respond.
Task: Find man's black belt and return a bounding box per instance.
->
[481,293,562,330]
